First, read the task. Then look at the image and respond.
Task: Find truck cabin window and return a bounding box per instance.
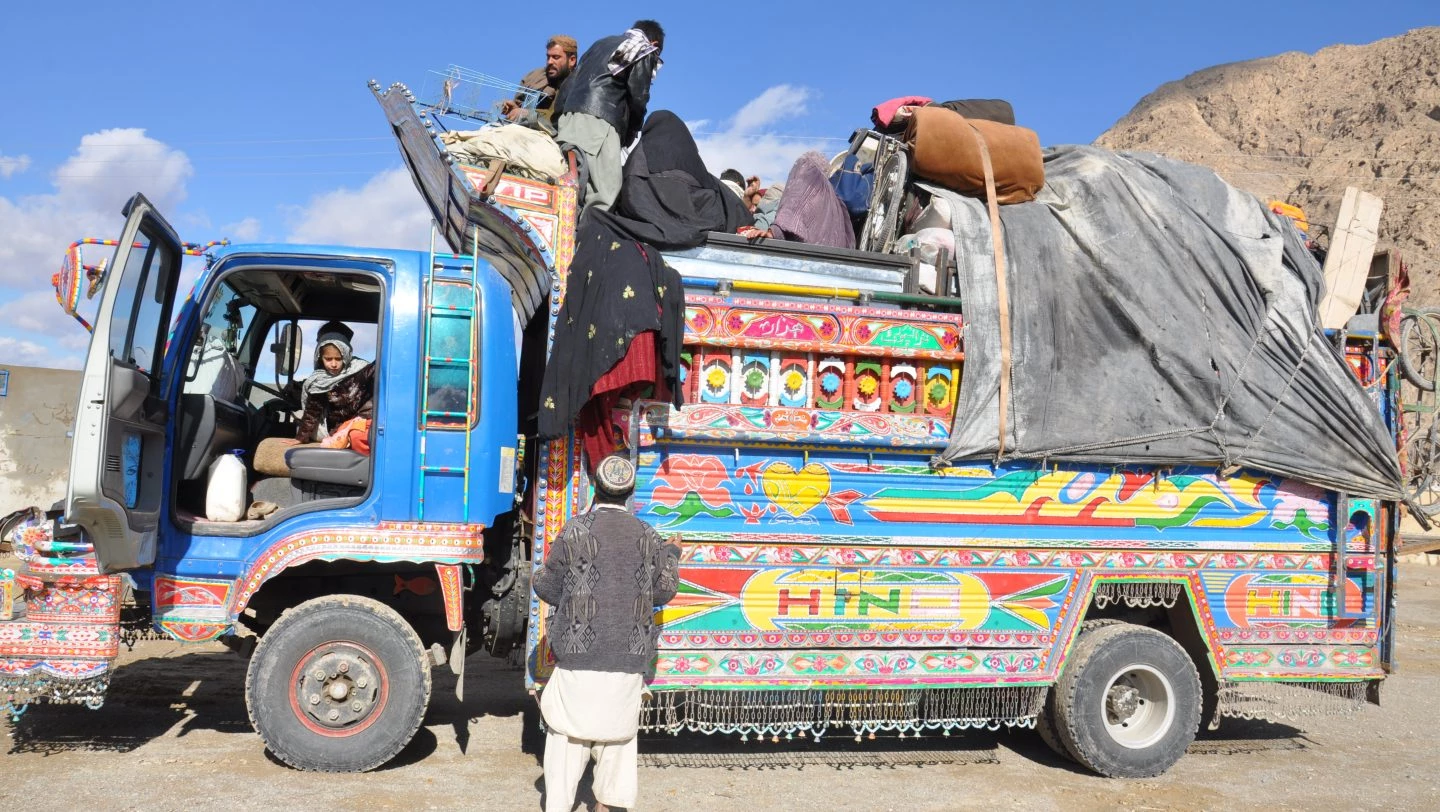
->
[173,268,383,530]
[106,230,177,375]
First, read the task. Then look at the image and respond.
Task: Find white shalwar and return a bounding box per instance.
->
[541,667,645,812]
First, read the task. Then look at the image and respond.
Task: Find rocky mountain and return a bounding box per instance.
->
[1098,27,1440,305]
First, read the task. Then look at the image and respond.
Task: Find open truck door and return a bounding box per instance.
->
[66,194,184,572]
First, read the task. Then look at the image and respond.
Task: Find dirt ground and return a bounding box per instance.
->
[5,564,1440,811]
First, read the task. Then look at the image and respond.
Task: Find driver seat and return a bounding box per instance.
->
[285,446,370,502]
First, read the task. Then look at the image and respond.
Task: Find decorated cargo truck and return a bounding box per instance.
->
[0,77,1405,779]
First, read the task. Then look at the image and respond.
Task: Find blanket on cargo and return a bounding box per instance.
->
[932,145,1402,499]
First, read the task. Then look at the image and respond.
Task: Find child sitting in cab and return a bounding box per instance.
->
[294,321,375,454]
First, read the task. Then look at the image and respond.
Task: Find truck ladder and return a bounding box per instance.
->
[417,225,480,521]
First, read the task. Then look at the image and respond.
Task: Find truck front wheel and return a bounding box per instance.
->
[244,594,432,772]
[1052,622,1200,778]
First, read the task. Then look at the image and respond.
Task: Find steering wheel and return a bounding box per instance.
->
[250,378,301,411]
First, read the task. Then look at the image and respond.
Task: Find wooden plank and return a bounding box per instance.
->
[1400,532,1440,555]
[1319,186,1383,330]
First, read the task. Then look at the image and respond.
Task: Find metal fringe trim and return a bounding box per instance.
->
[1093,581,1182,610]
[1,674,111,720]
[1215,680,1368,725]
[117,617,167,650]
[640,687,1045,743]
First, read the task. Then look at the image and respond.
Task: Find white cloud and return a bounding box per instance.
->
[0,335,84,370]
[52,128,192,212]
[731,85,813,134]
[285,168,430,250]
[221,216,263,242]
[690,85,840,185]
[0,129,193,289]
[0,153,30,179]
[0,129,194,369]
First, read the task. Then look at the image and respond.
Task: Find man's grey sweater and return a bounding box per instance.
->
[533,505,681,674]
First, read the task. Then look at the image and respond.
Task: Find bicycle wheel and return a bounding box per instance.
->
[1398,309,1440,392]
[860,148,907,253]
[1403,430,1440,516]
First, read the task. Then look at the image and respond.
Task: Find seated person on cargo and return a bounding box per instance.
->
[501,34,579,128]
[736,151,854,249]
[293,321,376,454]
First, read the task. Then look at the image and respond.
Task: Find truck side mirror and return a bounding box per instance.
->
[273,322,303,378]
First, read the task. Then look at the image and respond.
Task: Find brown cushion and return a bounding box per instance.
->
[906,106,1044,204]
[253,437,296,477]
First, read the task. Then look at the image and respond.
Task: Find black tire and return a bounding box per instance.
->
[245,594,432,772]
[1036,619,1126,761]
[860,148,907,253]
[1403,431,1440,516]
[1398,310,1440,392]
[1052,623,1200,778]
[1034,688,1074,762]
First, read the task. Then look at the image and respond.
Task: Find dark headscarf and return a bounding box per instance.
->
[606,110,753,249]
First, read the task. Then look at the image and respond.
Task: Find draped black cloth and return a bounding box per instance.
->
[606,110,753,248]
[538,209,684,441]
[539,110,743,444]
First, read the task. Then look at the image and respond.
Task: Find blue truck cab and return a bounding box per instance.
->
[14,194,530,771]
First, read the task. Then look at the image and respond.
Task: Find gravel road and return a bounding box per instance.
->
[5,563,1440,811]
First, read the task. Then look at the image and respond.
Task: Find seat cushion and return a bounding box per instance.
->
[284,446,371,488]
[254,437,295,477]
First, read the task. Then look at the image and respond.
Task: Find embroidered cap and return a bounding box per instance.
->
[594,455,636,497]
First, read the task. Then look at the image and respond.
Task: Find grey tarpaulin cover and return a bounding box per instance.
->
[931,145,1402,499]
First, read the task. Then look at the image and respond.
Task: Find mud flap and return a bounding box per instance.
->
[450,627,466,701]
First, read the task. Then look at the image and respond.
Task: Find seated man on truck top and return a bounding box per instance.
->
[501,34,579,129]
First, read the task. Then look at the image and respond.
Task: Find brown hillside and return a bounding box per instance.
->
[1097,27,1440,306]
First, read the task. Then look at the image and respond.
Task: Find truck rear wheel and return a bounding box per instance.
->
[1036,619,1124,762]
[1052,622,1200,778]
[244,594,432,772]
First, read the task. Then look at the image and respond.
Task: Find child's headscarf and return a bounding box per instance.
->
[301,321,368,401]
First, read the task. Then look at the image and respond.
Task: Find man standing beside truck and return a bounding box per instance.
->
[553,20,664,212]
[533,455,681,812]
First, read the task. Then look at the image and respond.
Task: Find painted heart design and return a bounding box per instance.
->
[761,461,832,518]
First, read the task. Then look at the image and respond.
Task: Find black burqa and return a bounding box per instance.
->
[539,110,749,453]
[607,110,754,248]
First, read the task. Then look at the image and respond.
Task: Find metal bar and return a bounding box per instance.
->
[681,275,963,308]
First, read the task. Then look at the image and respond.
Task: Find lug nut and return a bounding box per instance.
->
[328,710,340,721]
[312,668,326,681]
[309,694,320,705]
[356,678,368,689]
[351,701,364,712]
[338,661,350,673]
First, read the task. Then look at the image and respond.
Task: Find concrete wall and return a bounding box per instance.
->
[0,364,82,512]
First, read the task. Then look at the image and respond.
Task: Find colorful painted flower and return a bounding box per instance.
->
[855,323,873,341]
[744,368,766,393]
[857,375,879,397]
[893,379,914,401]
[783,369,805,395]
[648,454,735,509]
[927,380,949,406]
[725,313,745,332]
[705,367,728,393]
[820,371,842,396]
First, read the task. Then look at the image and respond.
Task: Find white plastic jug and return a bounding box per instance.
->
[206,450,248,522]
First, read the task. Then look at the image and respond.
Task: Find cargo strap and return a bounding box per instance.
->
[968,123,1012,459]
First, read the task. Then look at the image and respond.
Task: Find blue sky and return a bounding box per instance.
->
[0,1,1433,368]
